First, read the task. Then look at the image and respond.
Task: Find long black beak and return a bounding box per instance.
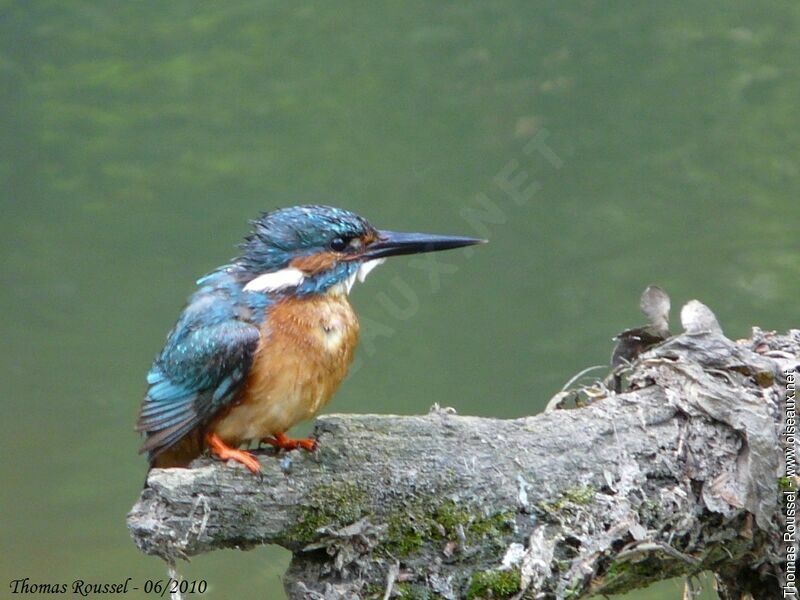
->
[360,230,486,260]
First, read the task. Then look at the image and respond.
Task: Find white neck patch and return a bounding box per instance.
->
[338,259,387,295]
[357,258,386,283]
[244,267,306,293]
[245,259,386,295]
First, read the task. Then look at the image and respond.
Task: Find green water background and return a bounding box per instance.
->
[2,2,798,598]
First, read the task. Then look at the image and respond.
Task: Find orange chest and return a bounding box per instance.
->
[213,293,360,443]
[260,293,361,367]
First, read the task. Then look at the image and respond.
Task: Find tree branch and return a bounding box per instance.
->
[128,329,797,599]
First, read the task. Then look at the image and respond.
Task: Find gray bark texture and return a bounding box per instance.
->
[127,328,798,600]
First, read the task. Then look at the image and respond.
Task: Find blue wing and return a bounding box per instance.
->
[137,272,263,461]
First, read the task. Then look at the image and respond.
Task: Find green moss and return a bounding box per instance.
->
[239,503,257,521]
[643,499,659,512]
[563,486,596,505]
[538,486,596,513]
[431,501,469,533]
[468,511,516,538]
[599,556,688,595]
[393,583,444,600]
[285,491,515,557]
[386,512,426,555]
[284,482,368,545]
[466,569,521,599]
[361,584,383,599]
[562,576,585,600]
[600,560,652,594]
[362,582,443,599]
[394,584,415,599]
[779,476,795,492]
[385,500,515,556]
[702,536,752,567]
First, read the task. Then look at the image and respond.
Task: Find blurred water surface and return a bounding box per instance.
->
[2,2,798,598]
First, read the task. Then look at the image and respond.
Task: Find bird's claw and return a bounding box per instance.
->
[261,432,318,453]
[205,432,262,474]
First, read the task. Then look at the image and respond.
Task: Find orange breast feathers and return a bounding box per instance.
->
[211,293,359,446]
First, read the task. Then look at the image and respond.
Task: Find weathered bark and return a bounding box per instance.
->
[127,328,798,599]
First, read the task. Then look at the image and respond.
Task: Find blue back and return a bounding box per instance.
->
[137,267,269,459]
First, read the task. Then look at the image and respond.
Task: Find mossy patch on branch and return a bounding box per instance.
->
[538,486,596,514]
[394,583,445,600]
[598,556,691,595]
[466,568,521,599]
[385,499,515,557]
[283,481,368,545]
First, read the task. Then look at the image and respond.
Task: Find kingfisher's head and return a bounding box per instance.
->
[238,205,484,296]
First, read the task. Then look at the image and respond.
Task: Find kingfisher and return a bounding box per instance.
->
[136,205,484,473]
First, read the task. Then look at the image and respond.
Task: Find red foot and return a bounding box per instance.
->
[261,431,318,452]
[205,432,261,474]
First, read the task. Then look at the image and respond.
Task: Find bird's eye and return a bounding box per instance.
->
[330,237,348,252]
